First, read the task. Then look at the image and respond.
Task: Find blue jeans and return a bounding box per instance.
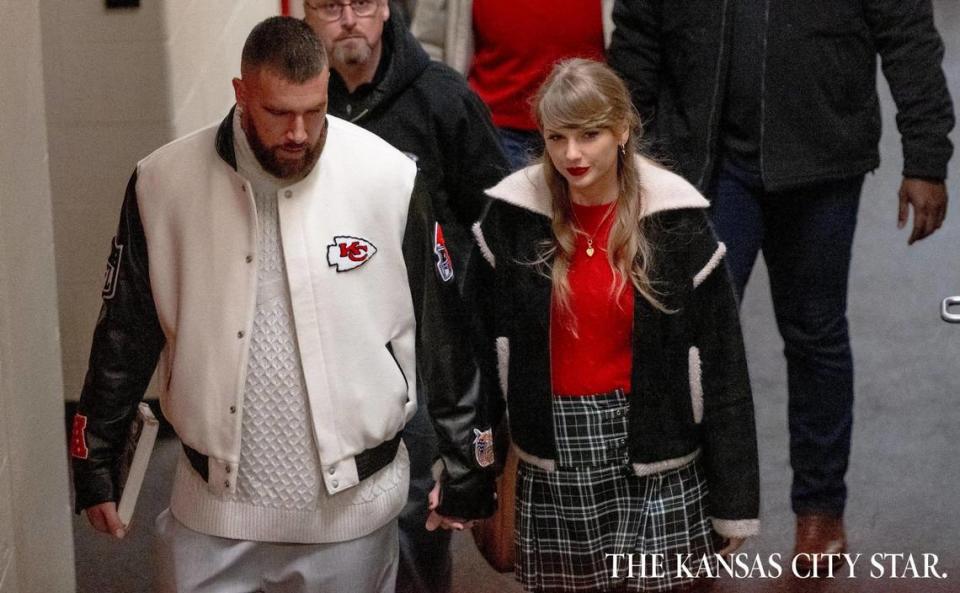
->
[708,160,863,517]
[497,127,543,171]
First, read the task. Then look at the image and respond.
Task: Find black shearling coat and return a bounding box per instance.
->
[466,159,761,535]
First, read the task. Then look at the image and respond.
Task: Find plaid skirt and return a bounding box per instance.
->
[515,390,719,593]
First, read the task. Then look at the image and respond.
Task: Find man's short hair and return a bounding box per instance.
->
[241,16,327,82]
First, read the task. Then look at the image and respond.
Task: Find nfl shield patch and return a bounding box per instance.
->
[473,428,494,468]
[433,223,455,283]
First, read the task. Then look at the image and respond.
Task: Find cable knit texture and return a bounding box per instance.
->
[230,135,322,511]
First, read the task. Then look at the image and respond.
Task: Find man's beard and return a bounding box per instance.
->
[242,112,323,181]
[332,37,372,67]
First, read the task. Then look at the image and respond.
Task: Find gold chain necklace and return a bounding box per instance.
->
[571,201,617,257]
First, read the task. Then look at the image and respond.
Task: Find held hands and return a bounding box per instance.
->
[898,177,948,245]
[425,482,479,532]
[717,536,746,556]
[86,501,127,539]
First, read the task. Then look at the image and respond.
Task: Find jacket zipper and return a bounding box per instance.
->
[758,0,770,184]
[697,0,732,189]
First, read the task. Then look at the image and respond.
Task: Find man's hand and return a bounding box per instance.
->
[898,177,948,245]
[717,536,746,556]
[86,501,126,539]
[425,482,479,531]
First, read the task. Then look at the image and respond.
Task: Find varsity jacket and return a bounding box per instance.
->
[71,110,498,525]
[410,0,615,75]
[468,157,760,538]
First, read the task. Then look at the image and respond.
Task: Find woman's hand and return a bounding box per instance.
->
[717,536,746,555]
[86,501,127,539]
[424,482,479,531]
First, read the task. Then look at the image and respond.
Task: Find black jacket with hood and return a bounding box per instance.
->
[327,7,508,263]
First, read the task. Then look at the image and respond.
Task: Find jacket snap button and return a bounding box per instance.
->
[245,255,253,263]
[332,480,339,488]
[328,467,335,475]
[284,190,293,198]
[226,466,231,474]
[224,480,231,488]
[229,405,237,414]
[237,331,245,339]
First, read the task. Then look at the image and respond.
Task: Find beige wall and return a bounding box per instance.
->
[164,0,279,136]
[41,1,277,401]
[0,0,77,591]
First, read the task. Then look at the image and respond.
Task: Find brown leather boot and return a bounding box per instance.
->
[794,514,846,569]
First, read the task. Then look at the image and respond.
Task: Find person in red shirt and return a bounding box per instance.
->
[433,59,761,591]
[411,0,612,170]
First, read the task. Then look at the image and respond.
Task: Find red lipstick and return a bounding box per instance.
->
[566,167,589,177]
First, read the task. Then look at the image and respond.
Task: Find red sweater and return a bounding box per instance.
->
[468,0,605,131]
[551,202,634,396]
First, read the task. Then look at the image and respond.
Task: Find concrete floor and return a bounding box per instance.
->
[73,3,960,591]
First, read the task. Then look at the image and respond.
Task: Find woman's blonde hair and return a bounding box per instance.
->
[532,58,665,325]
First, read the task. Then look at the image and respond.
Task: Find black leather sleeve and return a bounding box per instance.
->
[70,170,166,514]
[402,173,498,519]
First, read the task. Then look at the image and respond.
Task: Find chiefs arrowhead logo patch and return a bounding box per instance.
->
[473,428,494,468]
[433,223,455,283]
[327,236,377,272]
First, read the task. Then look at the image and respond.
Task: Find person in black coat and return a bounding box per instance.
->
[304,2,507,592]
[608,0,954,566]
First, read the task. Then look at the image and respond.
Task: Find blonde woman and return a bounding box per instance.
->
[456,59,761,592]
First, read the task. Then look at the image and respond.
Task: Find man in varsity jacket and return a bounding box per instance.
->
[69,17,495,593]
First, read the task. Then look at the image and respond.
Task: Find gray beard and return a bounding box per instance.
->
[332,39,372,67]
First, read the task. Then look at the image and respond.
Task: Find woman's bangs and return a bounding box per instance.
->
[539,82,614,131]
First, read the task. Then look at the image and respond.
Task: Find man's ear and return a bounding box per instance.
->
[381,0,390,22]
[232,77,246,110]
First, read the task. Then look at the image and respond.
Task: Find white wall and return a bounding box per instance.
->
[164,0,279,136]
[40,0,172,403]
[0,0,77,591]
[41,1,277,402]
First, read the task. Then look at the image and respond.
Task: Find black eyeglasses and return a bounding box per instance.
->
[305,0,378,21]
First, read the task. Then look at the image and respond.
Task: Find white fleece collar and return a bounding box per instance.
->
[484,155,709,218]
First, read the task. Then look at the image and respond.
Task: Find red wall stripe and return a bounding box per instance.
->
[281,0,291,15]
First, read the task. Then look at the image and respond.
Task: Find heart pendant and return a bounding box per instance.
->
[585,246,595,257]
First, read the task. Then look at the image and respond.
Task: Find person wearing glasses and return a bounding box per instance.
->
[70,17,495,593]
[303,3,506,593]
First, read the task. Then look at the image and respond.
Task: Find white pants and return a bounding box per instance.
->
[154,509,399,593]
